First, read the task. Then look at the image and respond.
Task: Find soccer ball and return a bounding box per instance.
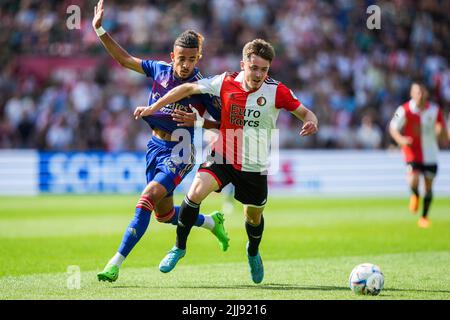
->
[349,263,384,296]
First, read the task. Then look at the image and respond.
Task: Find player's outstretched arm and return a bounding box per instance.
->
[93,0,144,74]
[291,104,319,136]
[134,83,202,119]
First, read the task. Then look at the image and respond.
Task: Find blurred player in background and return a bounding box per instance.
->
[92,0,229,282]
[221,185,235,215]
[390,82,448,228]
[135,39,318,283]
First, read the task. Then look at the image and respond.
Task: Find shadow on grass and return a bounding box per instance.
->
[383,287,450,294]
[109,283,450,294]
[110,283,348,291]
[233,284,349,291]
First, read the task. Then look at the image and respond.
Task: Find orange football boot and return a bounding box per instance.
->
[417,217,431,228]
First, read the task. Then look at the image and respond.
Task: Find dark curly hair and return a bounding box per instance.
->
[173,30,204,59]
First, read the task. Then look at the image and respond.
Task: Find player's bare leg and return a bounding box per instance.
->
[244,205,265,284]
[159,171,221,273]
[418,176,434,228]
[153,197,177,223]
[408,170,420,214]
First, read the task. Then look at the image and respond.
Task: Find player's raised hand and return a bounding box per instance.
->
[300,121,318,136]
[93,0,104,29]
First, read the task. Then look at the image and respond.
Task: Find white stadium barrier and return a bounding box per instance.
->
[0,150,39,195]
[0,150,449,196]
[265,150,450,196]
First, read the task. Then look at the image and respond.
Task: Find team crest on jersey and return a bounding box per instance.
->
[160,79,169,89]
[257,96,266,106]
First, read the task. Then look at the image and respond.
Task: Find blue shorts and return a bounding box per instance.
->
[146,136,195,197]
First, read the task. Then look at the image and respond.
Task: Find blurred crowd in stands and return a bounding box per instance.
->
[0,0,449,151]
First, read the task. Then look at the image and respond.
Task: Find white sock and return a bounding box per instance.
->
[108,252,125,268]
[202,215,215,230]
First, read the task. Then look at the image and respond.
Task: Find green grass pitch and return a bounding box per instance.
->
[0,194,449,300]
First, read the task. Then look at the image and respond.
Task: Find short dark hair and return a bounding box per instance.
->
[242,39,275,63]
[174,30,204,58]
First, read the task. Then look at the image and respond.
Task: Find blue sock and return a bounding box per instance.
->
[118,197,152,257]
[168,206,205,227]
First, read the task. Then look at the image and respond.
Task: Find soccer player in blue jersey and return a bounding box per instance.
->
[93,0,229,282]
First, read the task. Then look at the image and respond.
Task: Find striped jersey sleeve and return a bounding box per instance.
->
[197,72,227,97]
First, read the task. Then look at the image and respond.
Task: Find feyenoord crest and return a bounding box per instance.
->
[257,96,266,106]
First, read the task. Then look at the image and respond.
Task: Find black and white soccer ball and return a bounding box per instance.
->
[349,263,384,296]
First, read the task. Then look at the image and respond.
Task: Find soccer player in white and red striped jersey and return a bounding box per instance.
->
[135,39,318,283]
[390,82,448,228]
